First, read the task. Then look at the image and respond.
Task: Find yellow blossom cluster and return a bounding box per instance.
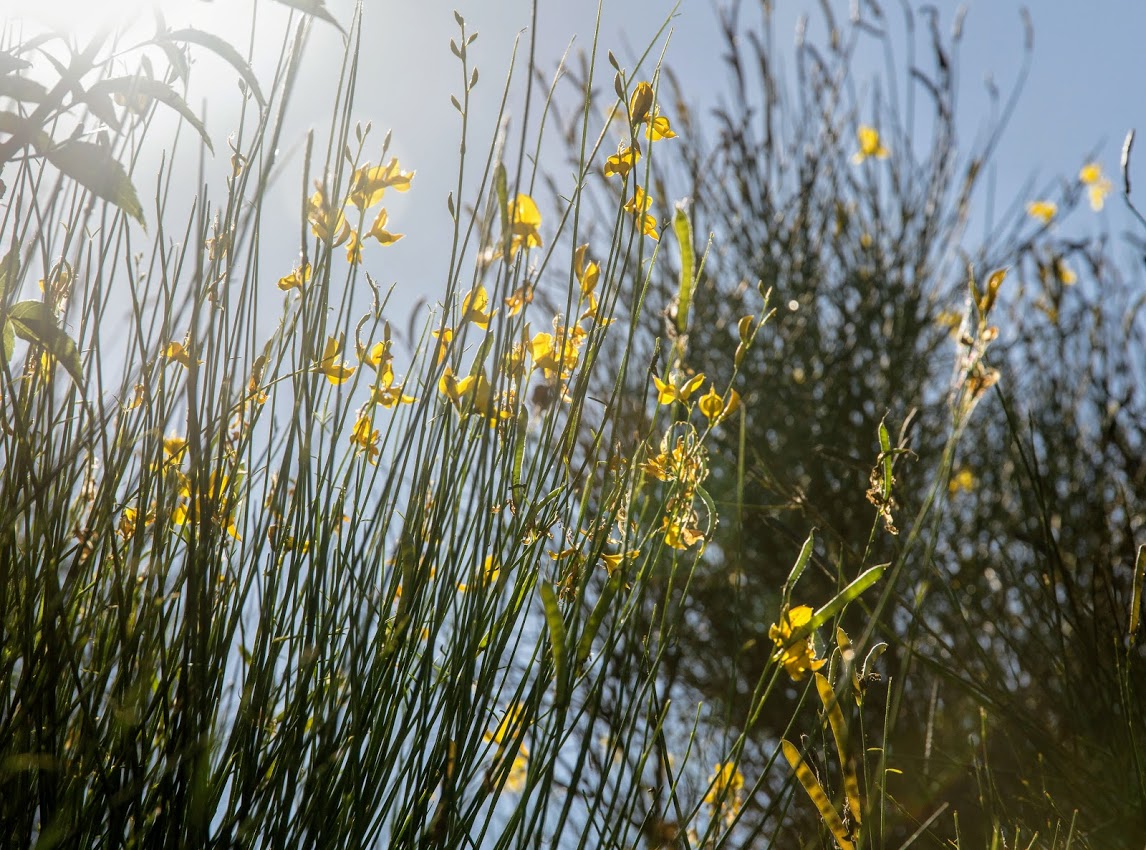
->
[705,761,745,827]
[603,80,679,241]
[305,156,412,266]
[642,425,708,550]
[485,702,530,793]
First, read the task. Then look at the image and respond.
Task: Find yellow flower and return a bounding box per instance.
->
[485,703,530,793]
[165,340,200,370]
[624,186,659,241]
[705,761,745,825]
[307,186,351,246]
[662,512,704,550]
[369,361,415,408]
[652,372,705,405]
[360,339,392,372]
[507,193,543,258]
[851,125,889,164]
[1054,256,1077,285]
[529,325,585,382]
[438,365,474,404]
[348,157,414,210]
[346,230,364,264]
[574,243,600,296]
[604,142,640,178]
[171,470,242,540]
[439,368,509,422]
[629,81,654,124]
[628,81,677,140]
[769,604,826,682]
[697,385,741,424]
[599,548,639,576]
[1079,162,1112,211]
[124,382,146,410]
[504,284,534,317]
[948,467,975,494]
[349,413,380,465]
[461,285,495,328]
[458,555,501,592]
[431,326,453,365]
[117,506,139,539]
[644,113,677,141]
[367,207,404,245]
[1026,200,1057,223]
[315,334,356,385]
[277,261,311,291]
[162,435,188,466]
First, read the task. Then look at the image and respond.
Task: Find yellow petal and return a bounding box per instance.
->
[628,81,654,124]
[604,143,640,178]
[644,114,676,141]
[698,385,724,422]
[1026,200,1057,223]
[678,373,706,401]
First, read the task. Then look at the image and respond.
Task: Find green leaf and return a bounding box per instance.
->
[539,582,569,707]
[783,530,815,604]
[46,140,145,227]
[165,29,267,110]
[2,320,13,363]
[0,245,20,301]
[86,76,213,153]
[0,111,52,152]
[273,0,347,35]
[576,572,621,670]
[793,564,887,642]
[0,75,47,103]
[7,300,84,386]
[672,204,695,334]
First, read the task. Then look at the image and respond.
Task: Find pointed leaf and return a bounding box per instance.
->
[46,141,145,227]
[152,36,190,87]
[781,739,855,850]
[2,320,13,363]
[0,75,47,103]
[0,245,20,301]
[8,300,84,386]
[273,0,347,35]
[165,29,266,110]
[793,564,887,643]
[0,51,31,76]
[783,529,815,604]
[87,76,213,153]
[540,582,569,707]
[0,111,52,152]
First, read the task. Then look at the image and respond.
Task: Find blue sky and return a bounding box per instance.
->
[6,0,1146,316]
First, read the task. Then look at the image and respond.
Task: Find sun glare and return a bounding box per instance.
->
[2,0,156,33]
